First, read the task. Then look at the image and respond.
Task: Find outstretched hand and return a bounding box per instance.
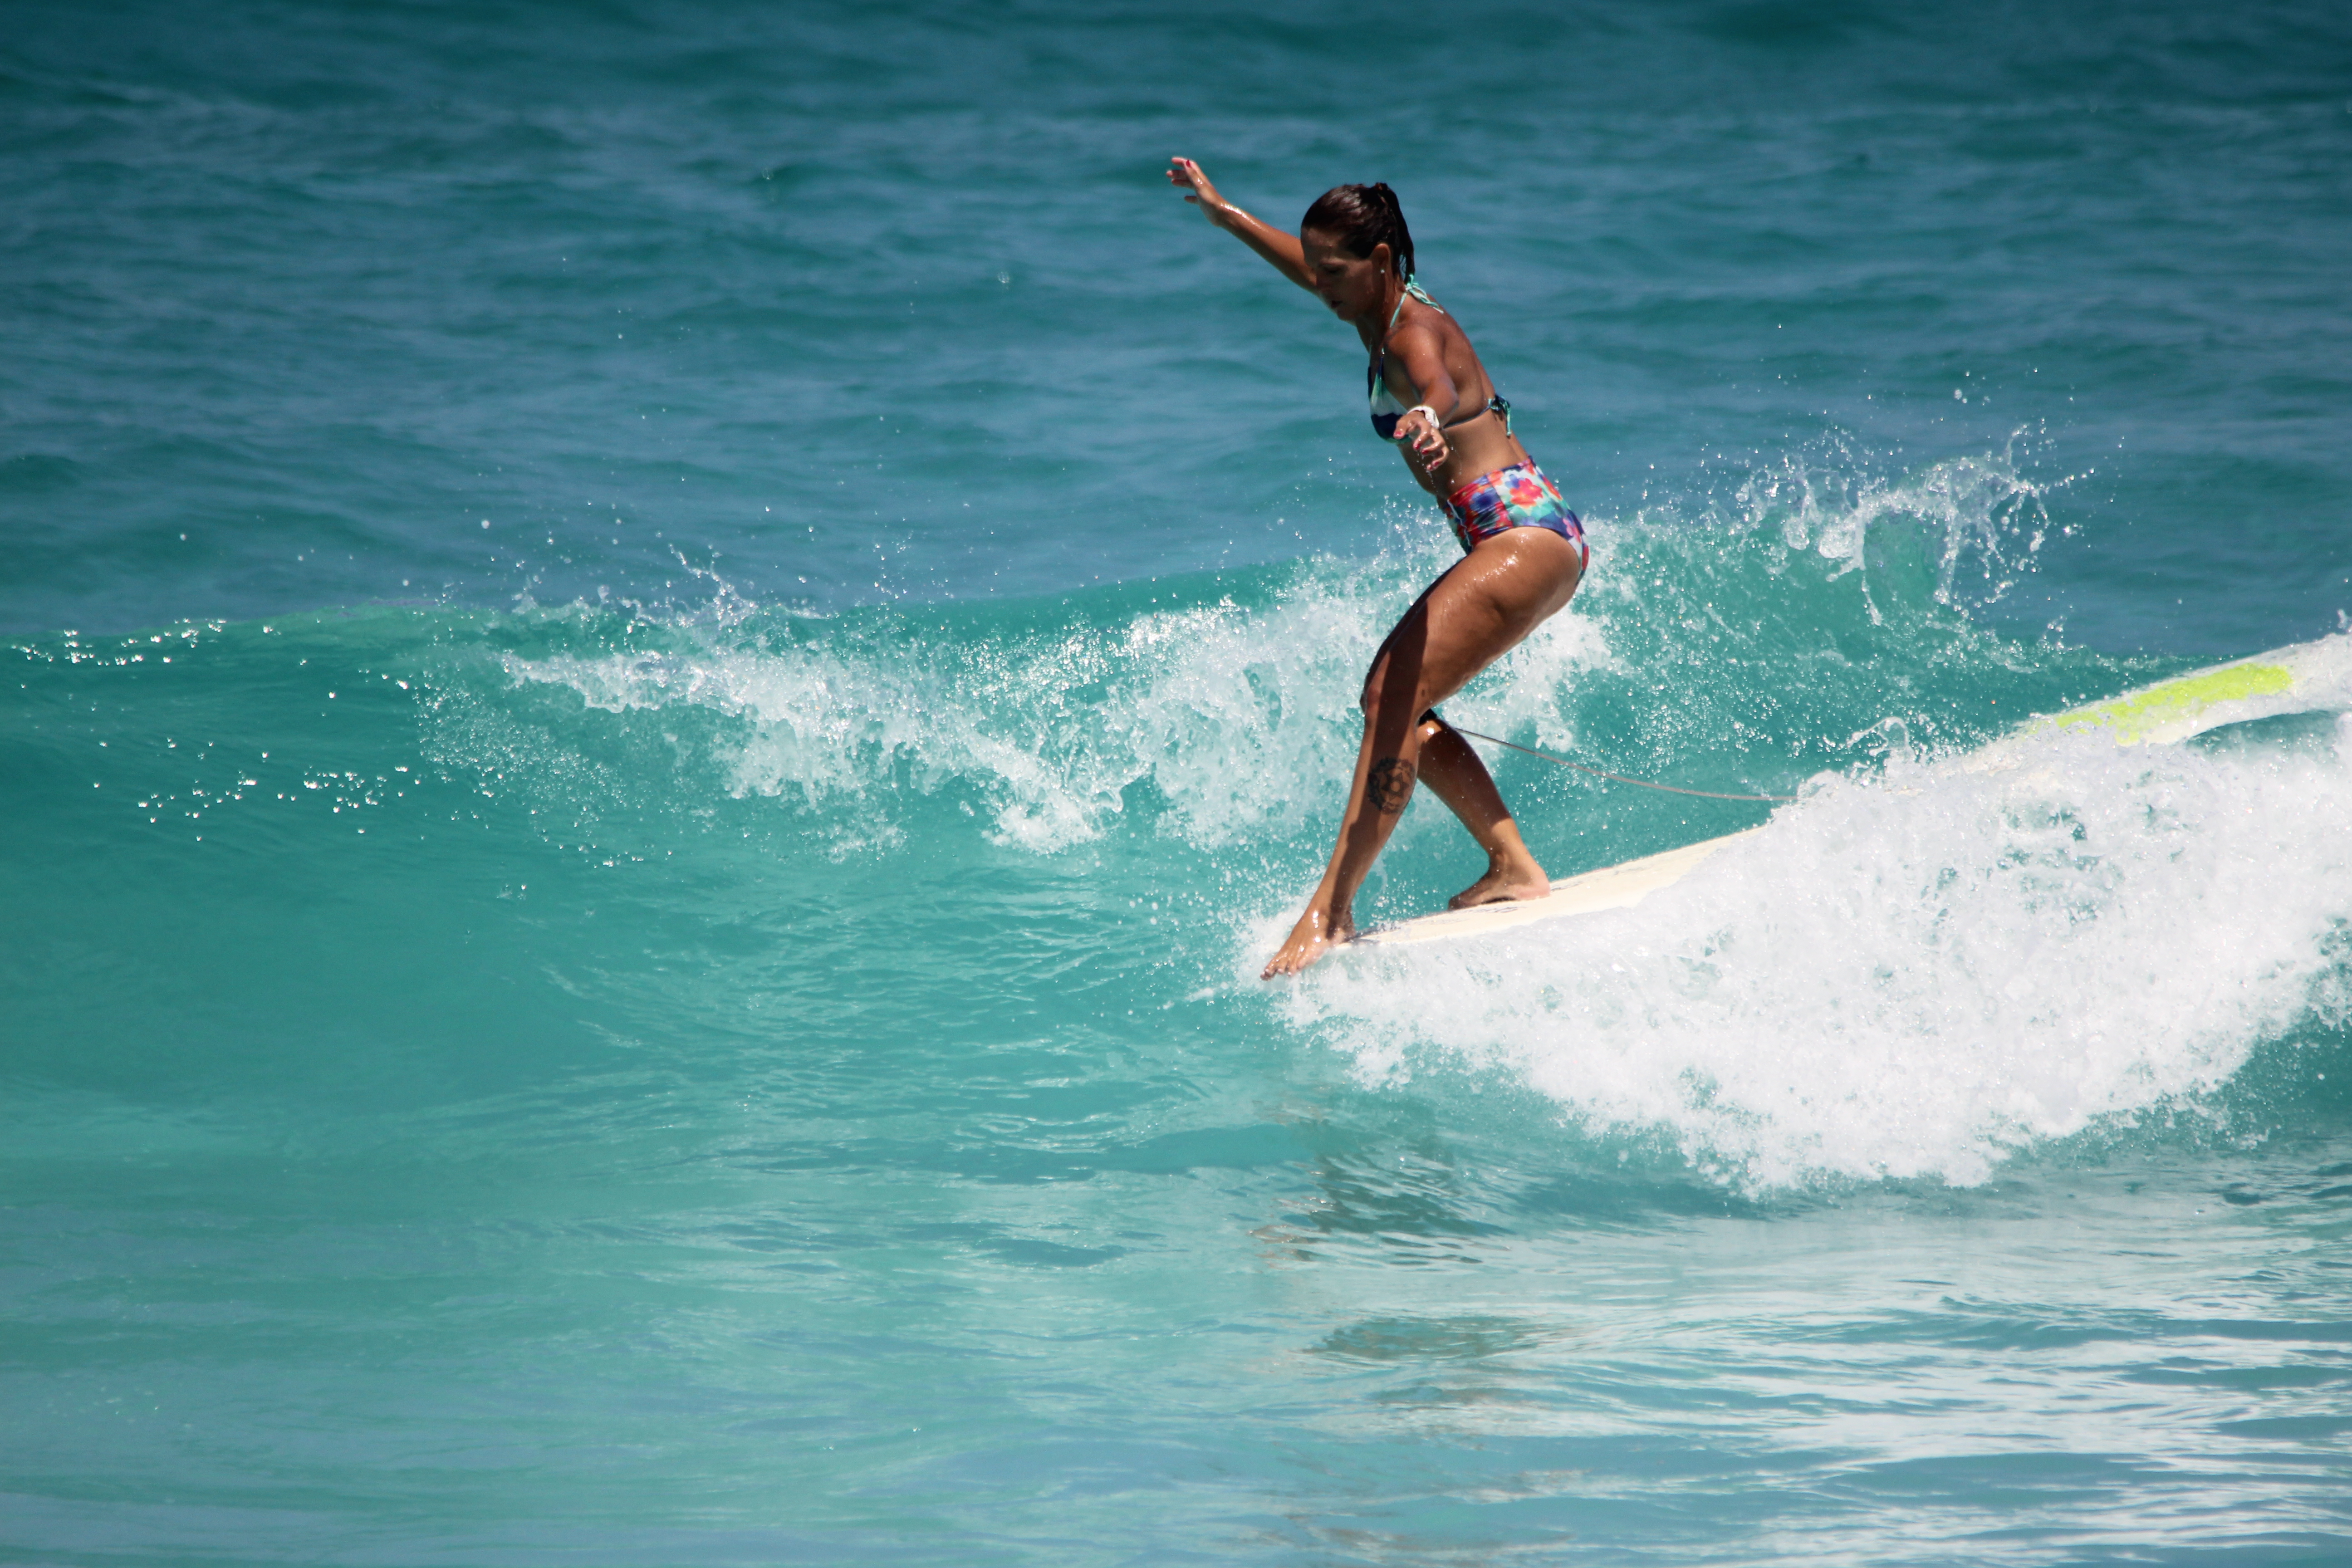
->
[1166,157,1226,224]
[1396,409,1449,474]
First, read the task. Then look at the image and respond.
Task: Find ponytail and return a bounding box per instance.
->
[1302,181,1416,281]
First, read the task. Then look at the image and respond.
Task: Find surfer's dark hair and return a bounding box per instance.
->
[1301,182,1415,280]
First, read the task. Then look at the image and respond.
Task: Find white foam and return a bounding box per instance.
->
[496,537,1615,854]
[477,476,2347,1191]
[486,433,2069,858]
[1283,725,2352,1190]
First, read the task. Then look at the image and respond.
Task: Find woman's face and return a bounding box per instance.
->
[1301,229,1392,323]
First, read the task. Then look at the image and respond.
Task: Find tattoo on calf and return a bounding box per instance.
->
[1366,756,1415,814]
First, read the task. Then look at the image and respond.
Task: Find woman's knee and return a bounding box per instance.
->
[1360,665,1419,716]
[1361,670,1439,725]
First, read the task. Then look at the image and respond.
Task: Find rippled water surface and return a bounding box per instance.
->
[5,1,2351,1563]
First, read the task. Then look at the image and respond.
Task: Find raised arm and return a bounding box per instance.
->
[1167,157,1314,292]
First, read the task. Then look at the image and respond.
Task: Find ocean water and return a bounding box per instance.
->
[5,1,2352,1562]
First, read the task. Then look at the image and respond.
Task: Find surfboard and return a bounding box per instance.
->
[2008,633,2352,750]
[1353,632,2352,950]
[1354,828,1768,948]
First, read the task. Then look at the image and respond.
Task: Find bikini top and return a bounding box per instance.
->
[1368,279,1511,440]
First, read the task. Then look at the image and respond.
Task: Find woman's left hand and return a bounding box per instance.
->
[1399,409,1448,473]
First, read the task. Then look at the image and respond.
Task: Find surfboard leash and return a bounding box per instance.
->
[1444,724,1798,804]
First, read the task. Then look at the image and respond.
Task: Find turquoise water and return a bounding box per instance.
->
[6,2,2352,1562]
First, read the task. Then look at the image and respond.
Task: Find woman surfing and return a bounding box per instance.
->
[1166,159,1590,978]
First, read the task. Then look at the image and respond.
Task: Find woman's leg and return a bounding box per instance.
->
[1262,528,1583,977]
[1413,715,1552,908]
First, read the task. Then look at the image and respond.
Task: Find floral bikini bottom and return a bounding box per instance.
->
[1440,461,1588,564]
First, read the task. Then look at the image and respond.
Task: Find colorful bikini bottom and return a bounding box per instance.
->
[1440,461,1588,564]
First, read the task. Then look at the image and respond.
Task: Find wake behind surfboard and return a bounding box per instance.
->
[1355,632,2352,949]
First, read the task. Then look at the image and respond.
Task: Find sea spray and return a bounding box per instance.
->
[464,438,2084,868]
[1284,722,2352,1189]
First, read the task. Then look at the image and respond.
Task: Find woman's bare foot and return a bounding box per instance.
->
[1448,856,1553,910]
[1262,904,1356,978]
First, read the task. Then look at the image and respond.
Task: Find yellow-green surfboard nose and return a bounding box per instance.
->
[2042,661,2297,745]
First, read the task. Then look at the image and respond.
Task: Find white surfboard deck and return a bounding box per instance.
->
[1354,828,1768,947]
[1353,632,2352,950]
